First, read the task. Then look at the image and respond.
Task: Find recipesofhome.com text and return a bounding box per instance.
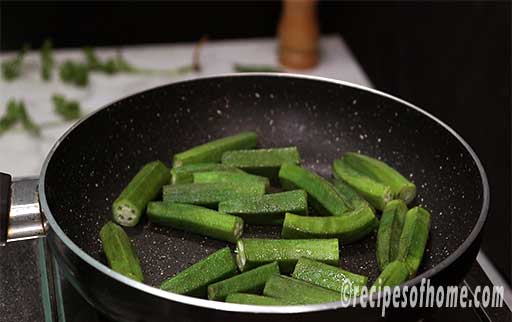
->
[341,278,504,317]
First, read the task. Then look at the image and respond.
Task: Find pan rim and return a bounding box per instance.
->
[38,73,490,314]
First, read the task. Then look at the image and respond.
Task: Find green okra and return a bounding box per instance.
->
[342,152,417,204]
[371,260,410,289]
[281,207,378,244]
[332,158,393,211]
[222,147,300,178]
[225,293,291,306]
[147,202,244,243]
[332,178,374,212]
[235,238,339,273]
[99,221,144,282]
[160,247,237,297]
[173,132,257,167]
[171,163,243,184]
[193,170,270,191]
[292,258,367,297]
[112,160,170,227]
[279,163,351,216]
[263,275,340,304]
[207,262,280,300]
[218,190,308,225]
[376,200,408,271]
[162,182,266,207]
[397,207,431,277]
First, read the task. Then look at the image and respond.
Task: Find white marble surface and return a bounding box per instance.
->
[0,35,371,177]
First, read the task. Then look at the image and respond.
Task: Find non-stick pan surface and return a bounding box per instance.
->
[42,74,487,291]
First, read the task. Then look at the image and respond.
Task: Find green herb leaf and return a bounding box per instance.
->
[83,47,103,71]
[1,44,29,81]
[0,102,22,135]
[52,94,82,121]
[84,47,135,74]
[233,63,282,73]
[18,103,41,136]
[41,39,54,81]
[59,60,89,87]
[0,99,40,137]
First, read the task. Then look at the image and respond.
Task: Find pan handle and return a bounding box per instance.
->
[0,172,47,246]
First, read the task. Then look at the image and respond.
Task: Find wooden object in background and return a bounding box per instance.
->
[278,0,319,69]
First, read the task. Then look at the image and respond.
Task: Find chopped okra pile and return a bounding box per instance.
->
[99,131,431,305]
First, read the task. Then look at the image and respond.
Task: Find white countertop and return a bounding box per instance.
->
[0,35,371,177]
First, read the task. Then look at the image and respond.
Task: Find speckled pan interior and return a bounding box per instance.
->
[43,75,484,287]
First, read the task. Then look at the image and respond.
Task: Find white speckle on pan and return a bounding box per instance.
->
[254,92,261,98]
[216,109,222,115]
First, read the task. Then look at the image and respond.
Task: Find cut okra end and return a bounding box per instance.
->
[399,184,417,204]
[113,200,140,227]
[235,239,247,271]
[112,160,170,227]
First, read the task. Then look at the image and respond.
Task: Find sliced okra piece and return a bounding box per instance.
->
[99,221,144,282]
[292,257,367,297]
[263,275,340,304]
[397,207,431,277]
[279,163,351,216]
[171,163,243,185]
[160,247,237,297]
[235,238,339,273]
[376,200,408,271]
[173,131,257,167]
[147,202,244,243]
[207,262,280,301]
[371,260,410,290]
[342,152,416,204]
[281,206,378,244]
[218,190,308,225]
[332,158,393,210]
[193,170,270,191]
[112,160,170,227]
[221,147,300,178]
[162,182,266,207]
[225,293,291,306]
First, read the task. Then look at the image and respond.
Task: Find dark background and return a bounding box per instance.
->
[1,1,510,284]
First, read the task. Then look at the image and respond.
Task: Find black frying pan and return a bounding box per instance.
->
[2,74,489,321]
